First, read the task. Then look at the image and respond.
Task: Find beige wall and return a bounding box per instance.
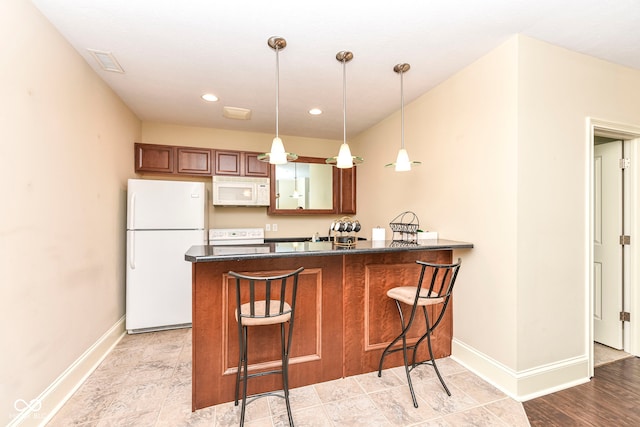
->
[141,122,347,238]
[0,0,140,422]
[353,37,520,367]
[516,36,640,369]
[354,34,640,397]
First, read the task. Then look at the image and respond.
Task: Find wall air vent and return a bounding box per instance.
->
[87,49,124,73]
[223,106,252,120]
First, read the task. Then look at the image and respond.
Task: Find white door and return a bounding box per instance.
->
[126,229,205,332]
[593,141,623,349]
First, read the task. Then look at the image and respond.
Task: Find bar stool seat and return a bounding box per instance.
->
[386,287,444,306]
[378,258,461,408]
[235,301,292,326]
[229,267,304,427]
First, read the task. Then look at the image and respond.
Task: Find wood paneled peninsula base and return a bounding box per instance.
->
[185,239,473,411]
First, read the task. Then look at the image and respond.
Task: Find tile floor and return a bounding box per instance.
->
[593,341,633,367]
[47,328,530,426]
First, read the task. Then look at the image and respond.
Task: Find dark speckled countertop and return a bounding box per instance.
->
[185,239,473,263]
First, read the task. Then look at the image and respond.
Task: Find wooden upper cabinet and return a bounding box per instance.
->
[135,143,212,176]
[214,150,269,177]
[177,147,212,175]
[244,152,269,177]
[214,150,242,175]
[339,166,357,214]
[133,144,268,179]
[135,143,174,173]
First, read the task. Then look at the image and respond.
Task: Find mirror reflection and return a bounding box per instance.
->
[275,162,333,210]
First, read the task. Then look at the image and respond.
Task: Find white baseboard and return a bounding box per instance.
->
[8,316,126,427]
[451,338,590,401]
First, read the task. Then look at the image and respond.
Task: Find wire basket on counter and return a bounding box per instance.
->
[389,211,419,242]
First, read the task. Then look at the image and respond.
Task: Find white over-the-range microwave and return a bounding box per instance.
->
[212,176,270,206]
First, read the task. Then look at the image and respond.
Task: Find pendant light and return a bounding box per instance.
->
[326,51,363,168]
[258,36,298,164]
[289,163,302,198]
[385,63,421,171]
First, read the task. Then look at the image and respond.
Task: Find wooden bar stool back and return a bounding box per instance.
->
[378,258,461,408]
[228,267,304,426]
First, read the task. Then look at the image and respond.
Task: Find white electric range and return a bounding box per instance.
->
[208,227,265,245]
[208,228,267,255]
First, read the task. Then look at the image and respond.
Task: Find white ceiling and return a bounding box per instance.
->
[31,0,640,141]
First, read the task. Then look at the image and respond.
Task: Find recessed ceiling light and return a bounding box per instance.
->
[309,108,322,115]
[201,93,219,102]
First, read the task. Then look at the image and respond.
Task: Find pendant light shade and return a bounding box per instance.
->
[258,36,298,165]
[394,148,412,171]
[385,63,421,171]
[326,51,363,168]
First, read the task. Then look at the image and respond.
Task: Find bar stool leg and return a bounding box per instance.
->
[396,301,419,408]
[240,326,249,426]
[414,306,450,396]
[281,323,294,426]
[401,332,419,408]
[378,301,408,376]
[235,326,244,406]
[411,307,430,367]
[378,300,420,407]
[378,333,401,376]
[425,328,450,396]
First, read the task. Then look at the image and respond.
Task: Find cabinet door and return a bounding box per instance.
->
[135,143,175,173]
[177,147,212,176]
[339,166,357,214]
[244,152,270,177]
[214,150,241,175]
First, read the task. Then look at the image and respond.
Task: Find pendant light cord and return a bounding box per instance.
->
[400,69,405,150]
[275,45,280,139]
[327,51,361,167]
[342,58,347,144]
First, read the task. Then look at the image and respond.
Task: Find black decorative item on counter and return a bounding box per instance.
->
[330,216,361,247]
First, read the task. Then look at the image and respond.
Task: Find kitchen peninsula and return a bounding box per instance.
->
[185,239,473,410]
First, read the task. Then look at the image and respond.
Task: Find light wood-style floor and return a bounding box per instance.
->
[523,355,640,426]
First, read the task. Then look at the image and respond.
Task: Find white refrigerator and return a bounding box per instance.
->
[126,179,206,333]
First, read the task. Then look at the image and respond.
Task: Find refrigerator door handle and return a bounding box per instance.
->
[128,232,136,270]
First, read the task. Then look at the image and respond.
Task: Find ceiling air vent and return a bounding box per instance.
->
[223,106,252,120]
[87,49,124,73]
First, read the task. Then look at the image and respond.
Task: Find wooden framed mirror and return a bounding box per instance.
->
[268,156,339,215]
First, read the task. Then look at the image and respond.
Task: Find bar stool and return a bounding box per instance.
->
[228,267,304,427]
[378,259,461,408]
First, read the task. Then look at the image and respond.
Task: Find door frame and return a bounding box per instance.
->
[587,118,640,377]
